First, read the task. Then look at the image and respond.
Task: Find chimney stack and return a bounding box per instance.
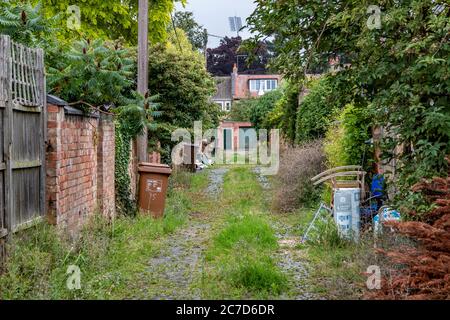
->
[232,63,238,75]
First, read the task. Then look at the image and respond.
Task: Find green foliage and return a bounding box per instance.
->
[295,76,351,144]
[211,214,277,255]
[30,0,185,44]
[116,92,162,138]
[249,89,282,131]
[0,1,57,47]
[149,32,216,128]
[207,212,286,295]
[229,90,282,130]
[229,254,287,294]
[324,117,346,169]
[228,98,256,122]
[148,30,221,160]
[47,39,135,109]
[324,104,373,169]
[340,104,373,169]
[265,80,300,143]
[172,11,207,51]
[248,0,450,210]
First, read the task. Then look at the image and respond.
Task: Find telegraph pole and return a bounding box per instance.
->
[136,0,149,163]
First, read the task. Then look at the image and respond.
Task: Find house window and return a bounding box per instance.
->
[216,101,224,109]
[225,101,231,112]
[249,79,278,93]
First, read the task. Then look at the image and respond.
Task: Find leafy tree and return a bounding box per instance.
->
[0,1,56,47]
[250,90,282,131]
[295,75,352,143]
[228,90,282,130]
[206,36,273,76]
[276,80,301,144]
[27,0,186,44]
[47,39,135,108]
[248,1,450,204]
[172,11,207,51]
[228,99,255,122]
[148,29,221,162]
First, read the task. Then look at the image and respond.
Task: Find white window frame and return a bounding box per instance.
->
[249,79,278,93]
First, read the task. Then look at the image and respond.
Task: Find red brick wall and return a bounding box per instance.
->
[46,103,115,235]
[97,115,116,219]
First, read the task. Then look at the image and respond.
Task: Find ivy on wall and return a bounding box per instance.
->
[114,123,135,215]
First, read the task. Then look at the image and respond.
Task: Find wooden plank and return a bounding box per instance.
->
[12,111,40,162]
[38,48,46,219]
[0,109,3,164]
[12,168,40,228]
[12,160,41,169]
[12,216,43,233]
[12,103,42,113]
[3,35,13,233]
[0,171,4,231]
[0,36,5,236]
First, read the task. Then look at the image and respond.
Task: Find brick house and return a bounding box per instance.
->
[211,64,282,112]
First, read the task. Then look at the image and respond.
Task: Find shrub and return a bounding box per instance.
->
[228,98,255,122]
[264,80,300,144]
[295,75,352,144]
[324,119,347,169]
[324,104,374,169]
[368,158,450,300]
[249,89,282,130]
[273,140,326,212]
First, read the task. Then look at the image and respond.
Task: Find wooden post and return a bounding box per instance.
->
[136,0,149,163]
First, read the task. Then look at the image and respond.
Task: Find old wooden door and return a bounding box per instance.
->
[0,35,46,241]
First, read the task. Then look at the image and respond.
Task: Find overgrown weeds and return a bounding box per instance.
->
[200,167,287,298]
[204,212,287,297]
[272,140,326,212]
[289,207,405,300]
[0,170,203,300]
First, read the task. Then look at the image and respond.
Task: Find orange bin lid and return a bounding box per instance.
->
[138,162,172,175]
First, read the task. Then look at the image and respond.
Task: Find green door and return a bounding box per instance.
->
[223,129,232,151]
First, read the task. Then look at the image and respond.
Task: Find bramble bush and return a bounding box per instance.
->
[272,141,326,212]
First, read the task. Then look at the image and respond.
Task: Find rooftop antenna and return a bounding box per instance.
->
[228,16,242,37]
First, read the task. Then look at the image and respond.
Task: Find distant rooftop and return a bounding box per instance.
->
[212,77,232,100]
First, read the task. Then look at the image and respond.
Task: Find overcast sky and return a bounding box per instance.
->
[175,0,257,48]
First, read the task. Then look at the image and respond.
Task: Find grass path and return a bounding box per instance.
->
[0,165,318,300]
[134,165,316,300]
[133,168,229,299]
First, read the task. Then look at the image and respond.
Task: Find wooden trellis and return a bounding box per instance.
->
[0,35,46,255]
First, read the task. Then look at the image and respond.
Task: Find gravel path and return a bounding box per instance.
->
[143,168,228,300]
[145,222,210,299]
[205,168,229,196]
[253,166,317,300]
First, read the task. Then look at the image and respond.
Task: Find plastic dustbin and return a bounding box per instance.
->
[138,162,172,218]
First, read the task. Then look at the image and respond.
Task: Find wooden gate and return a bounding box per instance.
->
[0,35,46,249]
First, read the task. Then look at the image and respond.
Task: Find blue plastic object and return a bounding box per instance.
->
[371,174,385,198]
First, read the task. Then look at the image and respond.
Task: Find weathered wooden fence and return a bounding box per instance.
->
[0,35,46,252]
